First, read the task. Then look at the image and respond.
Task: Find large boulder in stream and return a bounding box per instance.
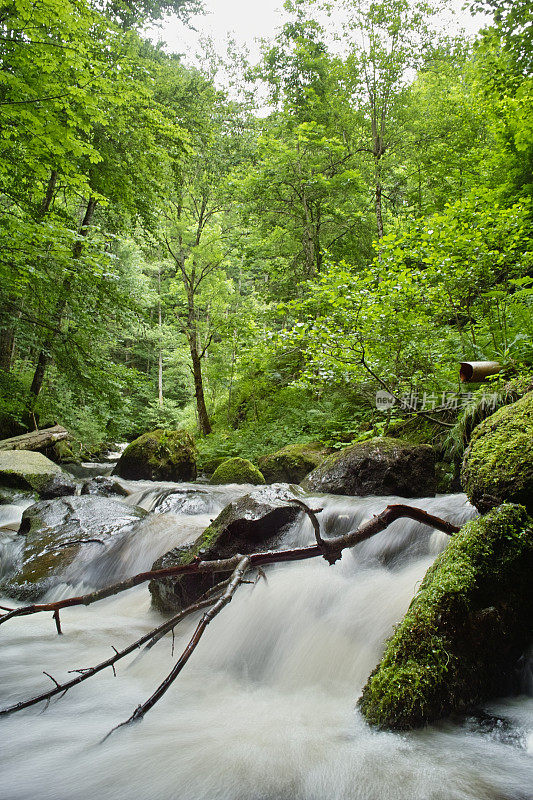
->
[113,429,197,482]
[258,442,331,484]
[0,450,71,494]
[1,496,147,601]
[462,391,533,514]
[358,503,533,730]
[149,485,300,613]
[301,437,436,497]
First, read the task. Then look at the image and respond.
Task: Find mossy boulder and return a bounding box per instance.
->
[358,503,533,730]
[210,457,265,486]
[149,485,299,613]
[301,437,436,497]
[0,449,68,494]
[258,442,331,484]
[461,392,533,514]
[1,495,148,601]
[114,429,197,482]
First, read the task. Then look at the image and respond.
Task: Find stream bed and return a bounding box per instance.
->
[1,479,532,800]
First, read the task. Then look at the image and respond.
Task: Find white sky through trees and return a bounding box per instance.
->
[147,0,493,69]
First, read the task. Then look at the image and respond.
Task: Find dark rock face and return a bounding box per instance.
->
[258,442,331,484]
[300,437,436,497]
[2,496,146,601]
[149,485,300,613]
[358,504,533,730]
[462,391,533,514]
[114,429,197,482]
[81,476,129,498]
[39,473,77,499]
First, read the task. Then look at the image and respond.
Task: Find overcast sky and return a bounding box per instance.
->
[146,0,492,67]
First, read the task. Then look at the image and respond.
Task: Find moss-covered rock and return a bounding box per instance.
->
[461,392,533,514]
[301,437,436,497]
[114,429,197,482]
[210,457,265,485]
[358,503,533,730]
[149,485,299,613]
[0,449,67,493]
[258,442,331,484]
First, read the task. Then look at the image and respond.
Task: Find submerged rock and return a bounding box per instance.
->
[114,429,197,482]
[210,457,265,486]
[461,392,533,514]
[0,449,67,493]
[358,503,533,730]
[2,496,147,601]
[258,442,330,484]
[301,437,436,497]
[149,484,299,613]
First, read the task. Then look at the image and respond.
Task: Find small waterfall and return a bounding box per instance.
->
[1,480,532,800]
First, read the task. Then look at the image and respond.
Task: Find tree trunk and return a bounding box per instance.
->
[0,424,69,452]
[29,197,97,399]
[157,267,163,408]
[375,182,384,240]
[0,318,15,373]
[190,341,211,435]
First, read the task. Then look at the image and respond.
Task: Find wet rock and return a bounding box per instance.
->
[0,449,67,493]
[358,503,533,730]
[39,473,77,499]
[114,429,197,482]
[1,495,147,601]
[149,484,300,613]
[301,437,436,497]
[81,476,129,498]
[462,391,533,514]
[210,457,264,485]
[258,442,331,484]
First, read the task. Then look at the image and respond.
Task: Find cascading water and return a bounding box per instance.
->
[1,478,532,800]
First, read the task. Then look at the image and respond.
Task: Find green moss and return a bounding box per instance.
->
[258,441,330,483]
[210,457,265,485]
[461,392,533,513]
[358,503,533,730]
[115,428,197,481]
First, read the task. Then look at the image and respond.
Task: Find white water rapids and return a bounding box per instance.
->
[1,481,532,800]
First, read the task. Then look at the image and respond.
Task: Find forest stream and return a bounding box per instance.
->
[1,476,533,800]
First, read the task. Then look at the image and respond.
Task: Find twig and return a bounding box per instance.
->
[0,598,216,717]
[105,556,251,738]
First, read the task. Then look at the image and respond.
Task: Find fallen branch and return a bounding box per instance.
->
[0,504,459,629]
[0,425,69,452]
[0,502,461,730]
[0,596,219,717]
[105,555,252,737]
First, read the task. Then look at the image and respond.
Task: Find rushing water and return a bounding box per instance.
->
[1,480,532,800]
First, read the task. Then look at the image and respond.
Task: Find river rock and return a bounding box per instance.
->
[300,437,436,497]
[0,449,68,494]
[81,476,130,497]
[1,495,147,601]
[358,503,533,730]
[114,429,197,481]
[210,457,265,485]
[258,442,331,484]
[149,484,300,613]
[39,473,77,499]
[461,391,533,514]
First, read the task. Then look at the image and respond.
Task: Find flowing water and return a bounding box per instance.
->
[1,479,532,800]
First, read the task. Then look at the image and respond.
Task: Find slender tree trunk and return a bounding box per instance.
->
[157,267,163,408]
[30,197,97,399]
[375,181,384,240]
[0,318,15,373]
[190,342,211,435]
